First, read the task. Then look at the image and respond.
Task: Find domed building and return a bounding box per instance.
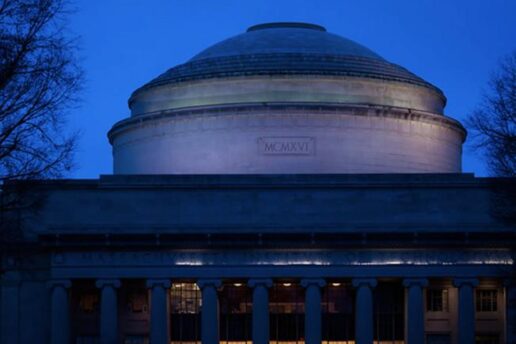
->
[1,23,514,344]
[109,22,465,175]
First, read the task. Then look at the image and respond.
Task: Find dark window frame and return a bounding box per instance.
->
[475,289,498,313]
[426,288,449,312]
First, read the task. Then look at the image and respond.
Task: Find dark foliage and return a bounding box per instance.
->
[0,0,82,181]
[467,51,516,177]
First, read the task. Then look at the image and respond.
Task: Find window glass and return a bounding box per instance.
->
[476,290,498,312]
[427,289,449,312]
[170,283,201,344]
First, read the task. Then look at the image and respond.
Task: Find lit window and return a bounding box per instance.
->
[476,290,498,312]
[426,288,449,312]
[170,283,201,344]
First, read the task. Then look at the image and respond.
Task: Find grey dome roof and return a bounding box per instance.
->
[190,22,383,61]
[136,23,442,96]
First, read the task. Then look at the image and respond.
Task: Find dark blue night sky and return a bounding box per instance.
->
[68,0,516,178]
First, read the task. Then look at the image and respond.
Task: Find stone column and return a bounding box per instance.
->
[248,279,272,344]
[352,278,377,344]
[1,274,19,344]
[453,278,479,344]
[403,278,428,344]
[505,279,516,344]
[96,279,121,344]
[198,279,221,344]
[146,279,171,344]
[48,280,72,344]
[301,279,326,344]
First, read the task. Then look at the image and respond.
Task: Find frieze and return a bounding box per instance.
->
[51,249,514,267]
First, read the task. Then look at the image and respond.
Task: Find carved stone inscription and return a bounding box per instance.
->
[258,137,315,155]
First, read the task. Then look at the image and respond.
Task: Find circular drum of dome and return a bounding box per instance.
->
[108,22,466,174]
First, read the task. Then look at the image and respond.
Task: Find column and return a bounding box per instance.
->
[505,279,516,344]
[96,279,121,344]
[248,279,272,344]
[453,278,479,344]
[352,278,377,344]
[403,278,428,344]
[1,274,19,344]
[146,279,171,344]
[48,280,71,344]
[301,279,326,344]
[198,279,221,344]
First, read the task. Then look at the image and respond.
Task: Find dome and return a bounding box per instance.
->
[109,23,466,175]
[134,22,442,96]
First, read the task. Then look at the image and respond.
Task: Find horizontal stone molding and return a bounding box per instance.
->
[48,249,514,268]
[109,103,465,145]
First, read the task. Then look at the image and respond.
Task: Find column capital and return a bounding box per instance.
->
[197,279,221,289]
[352,278,377,288]
[46,279,71,290]
[301,278,326,288]
[248,278,273,288]
[96,279,121,289]
[403,278,429,288]
[453,278,479,288]
[146,279,171,289]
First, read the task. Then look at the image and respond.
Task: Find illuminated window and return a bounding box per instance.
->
[476,290,498,312]
[170,283,201,344]
[426,289,449,312]
[78,292,99,313]
[71,282,100,343]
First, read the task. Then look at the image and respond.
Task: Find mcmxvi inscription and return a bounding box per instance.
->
[258,137,315,155]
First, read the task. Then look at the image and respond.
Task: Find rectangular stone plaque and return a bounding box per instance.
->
[258,137,315,155]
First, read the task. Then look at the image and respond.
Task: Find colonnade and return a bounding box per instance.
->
[47,277,480,344]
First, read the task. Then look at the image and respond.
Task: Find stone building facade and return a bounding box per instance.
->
[1,22,515,344]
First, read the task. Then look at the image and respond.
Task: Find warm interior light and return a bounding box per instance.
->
[282,283,292,287]
[233,283,243,287]
[331,282,341,287]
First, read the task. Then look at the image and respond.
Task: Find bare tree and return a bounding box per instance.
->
[467,51,516,177]
[0,0,82,182]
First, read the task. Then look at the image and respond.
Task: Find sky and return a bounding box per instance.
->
[67,0,516,178]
